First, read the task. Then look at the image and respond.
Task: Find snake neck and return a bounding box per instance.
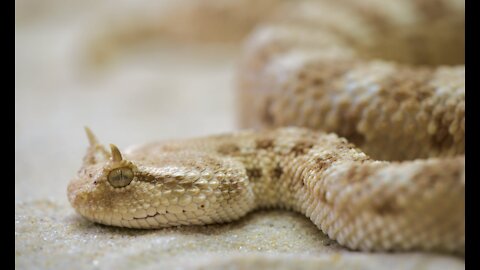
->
[232,136,370,211]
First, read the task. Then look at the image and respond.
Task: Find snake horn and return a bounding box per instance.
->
[110,144,123,162]
[84,126,99,146]
[82,126,110,165]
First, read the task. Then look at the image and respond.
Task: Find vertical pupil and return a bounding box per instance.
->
[108,168,132,187]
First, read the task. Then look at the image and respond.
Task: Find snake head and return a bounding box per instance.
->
[68,129,254,229]
[68,128,140,224]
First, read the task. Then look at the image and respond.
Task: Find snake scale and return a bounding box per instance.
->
[69,0,465,256]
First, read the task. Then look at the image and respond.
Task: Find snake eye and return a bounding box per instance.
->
[108,167,134,188]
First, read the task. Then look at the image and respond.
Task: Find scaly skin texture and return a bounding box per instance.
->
[237,0,464,161]
[68,127,464,254]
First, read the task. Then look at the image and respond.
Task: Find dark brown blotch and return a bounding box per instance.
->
[256,138,274,150]
[311,77,323,86]
[272,164,283,179]
[220,182,240,193]
[181,182,194,189]
[217,143,240,156]
[246,168,263,180]
[337,141,358,151]
[314,158,331,173]
[372,198,402,216]
[291,141,315,156]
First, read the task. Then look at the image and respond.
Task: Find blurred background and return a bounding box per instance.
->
[15,0,250,203]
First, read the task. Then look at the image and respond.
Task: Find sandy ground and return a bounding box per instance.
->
[15,1,464,269]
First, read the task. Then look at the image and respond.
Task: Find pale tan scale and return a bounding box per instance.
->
[153,215,168,224]
[164,213,178,222]
[134,209,147,219]
[120,220,130,228]
[146,207,156,216]
[121,212,133,221]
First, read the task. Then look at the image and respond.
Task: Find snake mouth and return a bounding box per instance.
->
[132,212,161,220]
[72,209,170,229]
[117,212,188,229]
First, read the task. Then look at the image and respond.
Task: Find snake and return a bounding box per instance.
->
[69,0,465,255]
[68,127,464,254]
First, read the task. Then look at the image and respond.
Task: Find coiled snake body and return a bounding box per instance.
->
[70,0,465,256]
